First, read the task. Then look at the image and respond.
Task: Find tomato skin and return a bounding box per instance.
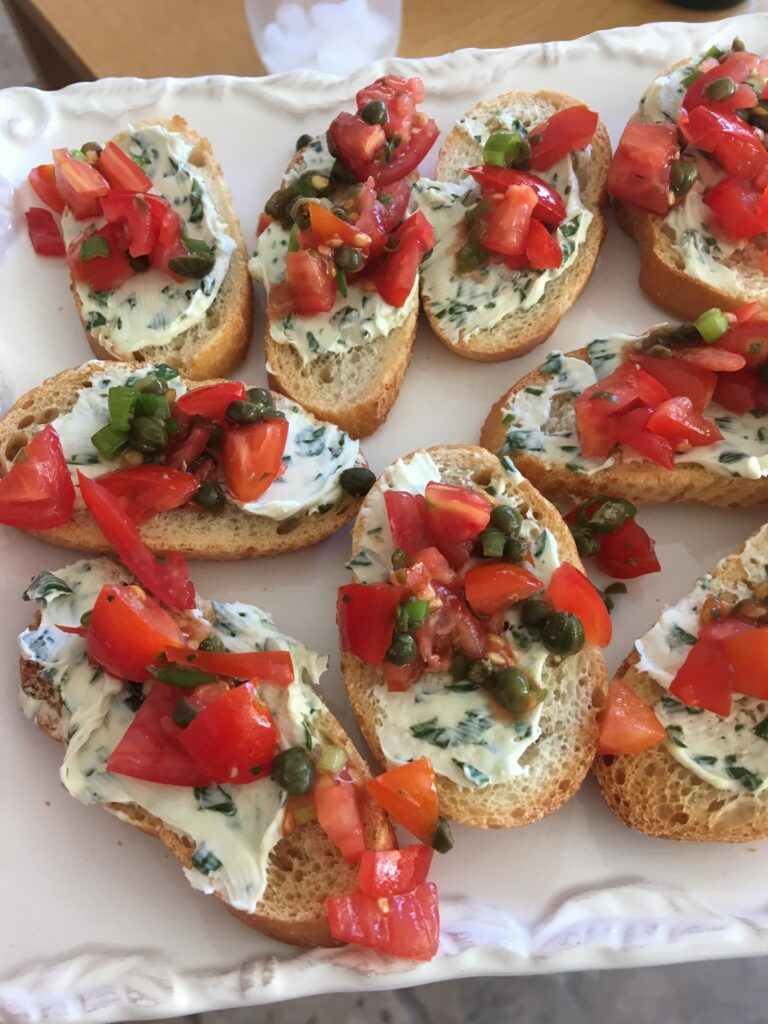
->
[480,185,538,257]
[610,406,675,469]
[705,178,768,240]
[96,466,199,525]
[528,106,598,171]
[594,519,661,580]
[466,166,566,226]
[174,381,247,419]
[220,418,289,504]
[682,52,760,113]
[721,627,768,700]
[359,844,433,897]
[464,562,542,616]
[525,218,562,270]
[366,757,438,845]
[285,249,336,316]
[97,141,153,192]
[67,222,134,292]
[716,321,768,367]
[597,680,666,756]
[326,882,439,960]
[713,367,760,414]
[376,231,421,307]
[574,363,672,458]
[77,471,196,609]
[684,106,768,180]
[384,491,431,557]
[0,425,75,528]
[646,396,723,447]
[52,148,110,219]
[28,163,65,213]
[164,423,212,471]
[163,645,294,685]
[546,563,611,647]
[177,682,278,785]
[86,583,184,683]
[669,641,732,716]
[370,118,439,187]
[356,75,425,140]
[308,202,368,249]
[424,482,490,542]
[607,121,678,216]
[699,618,755,645]
[329,111,387,180]
[315,782,366,863]
[675,346,746,373]
[630,352,716,413]
[337,583,401,665]
[25,206,65,256]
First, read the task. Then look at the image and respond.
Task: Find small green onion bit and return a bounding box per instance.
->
[695,307,729,343]
[79,235,109,261]
[480,527,507,558]
[91,423,129,460]
[318,745,347,773]
[107,386,137,433]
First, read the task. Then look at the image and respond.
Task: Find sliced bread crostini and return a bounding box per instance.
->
[63,116,252,379]
[338,445,609,829]
[481,313,768,508]
[19,557,394,946]
[250,75,440,438]
[596,523,768,843]
[412,91,611,361]
[0,361,369,558]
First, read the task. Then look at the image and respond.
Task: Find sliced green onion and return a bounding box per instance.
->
[576,496,637,535]
[287,224,300,252]
[80,235,109,261]
[134,392,170,419]
[481,527,506,557]
[482,130,524,168]
[404,596,430,626]
[151,664,216,688]
[171,697,199,728]
[91,423,129,459]
[680,67,703,89]
[695,307,729,343]
[152,363,180,381]
[336,266,348,298]
[318,746,348,773]
[293,803,318,825]
[107,386,137,432]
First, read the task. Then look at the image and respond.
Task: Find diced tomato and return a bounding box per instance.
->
[596,680,666,756]
[464,562,542,616]
[699,618,755,645]
[163,645,294,685]
[393,210,435,251]
[607,121,678,216]
[220,418,289,504]
[315,781,366,863]
[97,141,153,193]
[722,627,768,700]
[382,658,425,692]
[479,185,538,257]
[326,882,439,960]
[528,106,599,171]
[86,583,184,682]
[329,111,387,181]
[378,178,412,234]
[675,346,746,372]
[574,363,672,458]
[682,52,760,113]
[356,75,425,141]
[25,207,65,256]
[546,563,611,647]
[337,583,401,665]
[96,466,199,525]
[669,640,733,716]
[28,164,65,214]
[414,591,486,669]
[630,352,716,413]
[713,367,760,414]
[285,249,336,316]
[594,519,661,580]
[384,490,432,557]
[716,320,768,367]
[375,231,422,307]
[0,425,75,529]
[646,396,723,447]
[465,166,566,226]
[612,406,676,469]
[150,207,188,279]
[425,482,491,570]
[359,844,433,898]
[77,471,195,609]
[174,381,246,420]
[525,218,562,269]
[684,106,768,180]
[52,148,110,219]
[405,547,455,590]
[107,681,213,786]
[164,423,212,471]
[67,222,134,292]
[100,190,166,258]
[366,757,438,845]
[705,178,768,240]
[308,202,367,249]
[369,117,439,187]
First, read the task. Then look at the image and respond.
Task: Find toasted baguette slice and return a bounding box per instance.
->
[341,444,608,829]
[0,361,365,558]
[595,525,768,843]
[481,344,768,508]
[21,563,394,946]
[421,91,610,361]
[75,116,253,380]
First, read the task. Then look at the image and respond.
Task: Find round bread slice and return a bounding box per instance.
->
[480,347,768,508]
[75,116,253,381]
[341,444,608,829]
[421,91,611,362]
[0,361,365,559]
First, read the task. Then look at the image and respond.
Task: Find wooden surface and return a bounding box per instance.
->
[4,0,762,87]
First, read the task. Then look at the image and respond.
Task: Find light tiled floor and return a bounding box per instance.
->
[2,6,766,1022]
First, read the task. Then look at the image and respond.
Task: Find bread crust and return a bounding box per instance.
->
[480,346,768,508]
[341,445,608,829]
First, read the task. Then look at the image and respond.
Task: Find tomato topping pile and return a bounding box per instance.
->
[564,497,660,580]
[25,142,218,292]
[262,76,437,319]
[0,425,75,529]
[608,38,768,244]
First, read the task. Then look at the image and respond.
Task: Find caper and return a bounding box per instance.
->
[264,187,294,222]
[295,133,314,151]
[431,816,454,854]
[732,36,746,52]
[748,105,768,132]
[246,386,273,409]
[289,197,313,231]
[572,528,601,559]
[503,537,527,564]
[456,236,487,275]
[670,159,698,197]
[451,650,470,681]
[331,158,358,183]
[171,697,198,728]
[508,136,532,168]
[167,252,216,279]
[80,610,92,627]
[490,504,522,536]
[226,399,265,424]
[386,633,418,666]
[129,254,150,274]
[334,245,365,271]
[194,480,226,514]
[271,746,315,796]
[133,375,165,395]
[81,141,102,164]
[130,416,168,453]
[332,206,351,222]
[198,633,227,652]
[758,362,768,384]
[642,325,675,349]
[705,76,737,102]
[647,343,673,359]
[541,611,585,656]
[391,548,408,570]
[491,667,533,713]
[520,596,554,628]
[339,466,376,497]
[467,657,496,685]
[360,99,388,125]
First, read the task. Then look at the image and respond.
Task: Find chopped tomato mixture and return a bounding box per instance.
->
[564,497,660,581]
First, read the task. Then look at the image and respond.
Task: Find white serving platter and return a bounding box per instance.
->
[2,13,768,1023]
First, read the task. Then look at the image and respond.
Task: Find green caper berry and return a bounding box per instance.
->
[129,254,150,274]
[289,197,313,231]
[332,206,351,222]
[451,651,470,681]
[491,667,532,713]
[386,633,418,666]
[167,252,215,278]
[339,466,376,497]
[80,610,92,627]
[130,416,168,453]
[541,611,585,656]
[467,657,496,685]
[705,76,737,102]
[749,105,768,133]
[520,597,554,628]
[670,159,698,197]
[647,344,673,359]
[133,376,165,395]
[503,537,527,564]
[642,325,675,350]
[226,400,264,425]
[572,529,601,559]
[194,480,226,514]
[360,99,388,125]
[431,816,454,854]
[391,548,408,570]
[757,363,768,385]
[732,36,746,52]
[246,386,273,409]
[295,133,314,151]
[331,158,357,183]
[270,746,315,796]
[265,187,293,221]
[670,322,701,344]
[81,141,102,159]
[198,633,227,652]
[334,245,365,271]
[171,697,198,729]
[490,504,522,536]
